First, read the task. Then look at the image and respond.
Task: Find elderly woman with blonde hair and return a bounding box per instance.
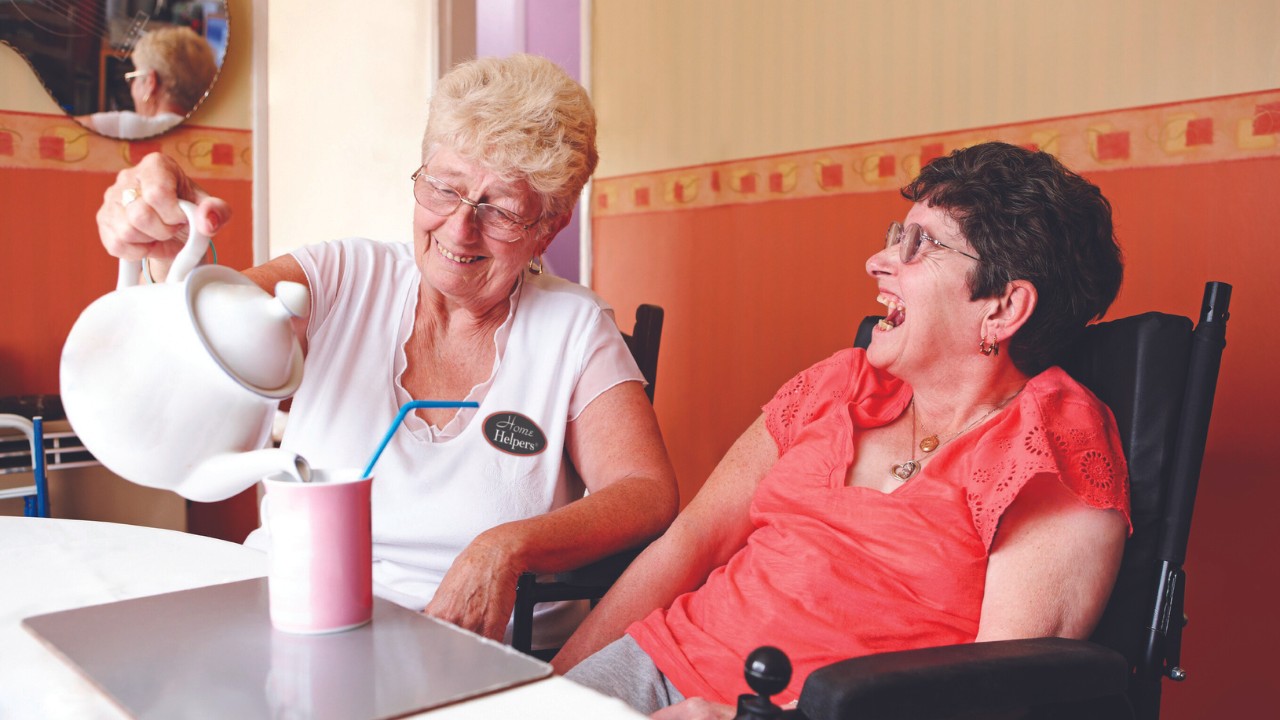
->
[80,26,218,139]
[94,54,679,651]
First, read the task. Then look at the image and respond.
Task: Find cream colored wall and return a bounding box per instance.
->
[591,0,1280,178]
[266,0,439,256]
[0,0,252,127]
[0,45,59,113]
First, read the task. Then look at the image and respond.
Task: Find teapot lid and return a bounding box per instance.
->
[185,266,307,398]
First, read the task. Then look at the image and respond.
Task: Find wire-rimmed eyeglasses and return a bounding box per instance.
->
[885,221,981,263]
[410,168,537,243]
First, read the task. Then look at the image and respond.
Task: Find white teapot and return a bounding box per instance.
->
[61,201,312,502]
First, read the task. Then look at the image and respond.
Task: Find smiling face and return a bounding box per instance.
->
[413,148,561,315]
[864,202,989,382]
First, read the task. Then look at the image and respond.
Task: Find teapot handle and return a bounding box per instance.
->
[116,200,211,289]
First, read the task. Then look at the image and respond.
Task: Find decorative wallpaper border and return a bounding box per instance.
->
[0,110,251,181]
[593,89,1280,217]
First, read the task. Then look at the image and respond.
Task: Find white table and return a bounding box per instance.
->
[0,517,644,719]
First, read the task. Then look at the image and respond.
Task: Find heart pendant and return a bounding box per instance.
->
[891,460,920,481]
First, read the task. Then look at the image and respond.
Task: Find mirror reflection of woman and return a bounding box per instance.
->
[77,26,218,140]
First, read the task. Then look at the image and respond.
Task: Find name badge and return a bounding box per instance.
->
[483,412,548,456]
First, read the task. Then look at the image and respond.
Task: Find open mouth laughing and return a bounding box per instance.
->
[876,293,905,331]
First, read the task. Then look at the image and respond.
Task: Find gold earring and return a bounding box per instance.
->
[979,334,999,357]
[528,256,544,275]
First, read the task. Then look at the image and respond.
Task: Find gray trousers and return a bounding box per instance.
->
[564,635,686,714]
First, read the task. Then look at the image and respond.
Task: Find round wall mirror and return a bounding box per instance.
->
[0,0,229,141]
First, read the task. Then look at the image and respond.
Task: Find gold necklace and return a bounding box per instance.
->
[889,388,1024,482]
[919,407,990,455]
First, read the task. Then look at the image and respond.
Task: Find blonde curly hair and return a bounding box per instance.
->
[422,54,599,220]
[132,26,219,112]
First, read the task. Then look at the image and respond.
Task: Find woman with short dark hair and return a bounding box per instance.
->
[557,142,1130,719]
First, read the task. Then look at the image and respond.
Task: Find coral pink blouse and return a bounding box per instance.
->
[628,349,1130,705]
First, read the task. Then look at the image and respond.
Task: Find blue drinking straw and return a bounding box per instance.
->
[362,400,479,478]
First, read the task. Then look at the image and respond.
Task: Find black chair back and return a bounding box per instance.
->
[624,304,665,403]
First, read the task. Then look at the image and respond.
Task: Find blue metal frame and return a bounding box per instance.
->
[15,415,50,518]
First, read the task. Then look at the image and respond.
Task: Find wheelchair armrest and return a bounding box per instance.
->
[796,637,1131,720]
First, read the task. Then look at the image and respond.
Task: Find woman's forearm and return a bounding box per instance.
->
[483,471,678,578]
[553,416,778,672]
[550,521,727,673]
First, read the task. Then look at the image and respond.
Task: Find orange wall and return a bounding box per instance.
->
[0,112,254,396]
[592,91,1278,717]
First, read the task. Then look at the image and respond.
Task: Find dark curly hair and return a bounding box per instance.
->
[901,142,1124,376]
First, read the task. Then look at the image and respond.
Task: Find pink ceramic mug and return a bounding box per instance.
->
[264,468,373,634]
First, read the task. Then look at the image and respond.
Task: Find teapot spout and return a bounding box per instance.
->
[179,449,311,503]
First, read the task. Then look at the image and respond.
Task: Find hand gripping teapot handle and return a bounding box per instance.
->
[117,200,211,289]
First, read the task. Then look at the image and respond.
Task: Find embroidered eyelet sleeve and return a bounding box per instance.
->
[962,367,1132,550]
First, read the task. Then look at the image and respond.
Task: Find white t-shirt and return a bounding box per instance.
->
[85,110,184,139]
[245,238,644,648]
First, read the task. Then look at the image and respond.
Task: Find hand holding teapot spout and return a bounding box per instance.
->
[97,151,232,283]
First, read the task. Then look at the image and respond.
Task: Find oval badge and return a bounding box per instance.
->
[483,412,548,456]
